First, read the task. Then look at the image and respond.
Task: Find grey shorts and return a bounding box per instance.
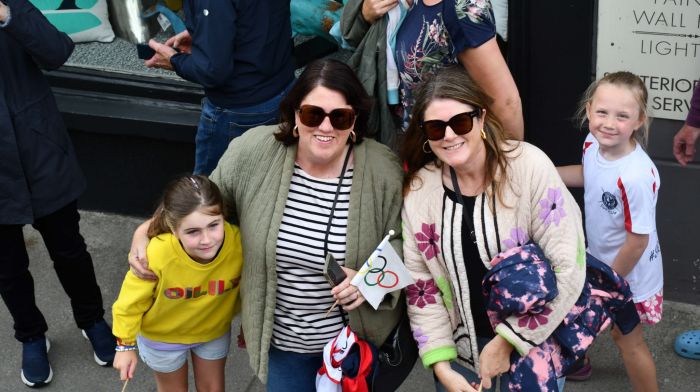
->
[137,332,231,373]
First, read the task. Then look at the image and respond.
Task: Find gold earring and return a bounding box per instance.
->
[350,130,357,143]
[480,128,487,140]
[292,125,299,138]
[422,140,432,154]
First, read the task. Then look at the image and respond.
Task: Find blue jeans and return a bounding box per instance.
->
[434,337,566,392]
[266,346,323,392]
[193,81,293,175]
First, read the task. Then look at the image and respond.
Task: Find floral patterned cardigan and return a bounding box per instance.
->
[402,141,586,371]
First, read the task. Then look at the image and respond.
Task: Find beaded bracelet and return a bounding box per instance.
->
[115,345,137,352]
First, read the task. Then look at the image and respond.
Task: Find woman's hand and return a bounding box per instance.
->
[361,0,399,24]
[128,219,157,280]
[164,30,192,54]
[113,351,138,381]
[433,361,479,392]
[330,267,366,311]
[478,335,513,389]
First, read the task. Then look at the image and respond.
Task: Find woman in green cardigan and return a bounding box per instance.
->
[127,59,416,391]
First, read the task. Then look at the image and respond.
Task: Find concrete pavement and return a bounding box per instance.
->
[0,210,697,391]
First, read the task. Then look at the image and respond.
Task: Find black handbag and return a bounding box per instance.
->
[371,311,419,391]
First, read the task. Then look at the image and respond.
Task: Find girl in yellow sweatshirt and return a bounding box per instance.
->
[112,175,242,391]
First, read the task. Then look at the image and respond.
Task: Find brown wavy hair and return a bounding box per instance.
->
[275,58,372,145]
[399,65,515,203]
[147,175,226,239]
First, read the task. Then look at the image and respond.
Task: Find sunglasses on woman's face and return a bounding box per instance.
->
[297,105,356,130]
[421,110,482,141]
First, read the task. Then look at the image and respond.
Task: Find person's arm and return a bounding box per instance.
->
[673,82,700,165]
[0,0,74,69]
[111,268,159,379]
[433,361,479,392]
[492,146,586,357]
[166,1,237,87]
[361,0,399,23]
[113,350,138,381]
[477,335,513,389]
[557,164,584,187]
[128,219,156,280]
[611,232,649,277]
[610,170,656,277]
[402,202,458,368]
[341,0,385,47]
[673,124,700,166]
[457,37,523,140]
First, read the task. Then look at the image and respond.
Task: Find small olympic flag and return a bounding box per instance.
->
[351,230,415,309]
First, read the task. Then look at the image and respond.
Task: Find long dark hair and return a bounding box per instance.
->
[399,66,514,202]
[147,175,226,239]
[275,58,372,145]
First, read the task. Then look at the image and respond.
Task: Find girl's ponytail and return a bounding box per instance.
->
[147,203,172,239]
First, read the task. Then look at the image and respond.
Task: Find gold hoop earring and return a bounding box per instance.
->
[350,130,357,143]
[422,140,432,154]
[480,128,487,140]
[292,125,299,138]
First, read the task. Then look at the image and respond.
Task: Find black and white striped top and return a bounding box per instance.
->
[271,164,353,353]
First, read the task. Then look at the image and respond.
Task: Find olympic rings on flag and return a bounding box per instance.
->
[363,256,399,289]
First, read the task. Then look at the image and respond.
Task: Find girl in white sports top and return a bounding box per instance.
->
[558,71,661,392]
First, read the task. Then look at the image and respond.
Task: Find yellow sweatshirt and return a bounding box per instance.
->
[112,222,242,345]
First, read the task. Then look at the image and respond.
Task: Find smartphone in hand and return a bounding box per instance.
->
[323,253,347,287]
[136,43,181,60]
[136,43,155,60]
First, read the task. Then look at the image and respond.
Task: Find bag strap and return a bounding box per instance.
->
[324,143,354,255]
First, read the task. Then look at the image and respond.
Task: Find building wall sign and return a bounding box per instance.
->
[597,0,700,121]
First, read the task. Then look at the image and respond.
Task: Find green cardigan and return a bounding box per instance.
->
[210,125,405,382]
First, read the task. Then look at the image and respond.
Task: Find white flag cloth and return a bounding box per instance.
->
[351,231,415,309]
[316,326,357,392]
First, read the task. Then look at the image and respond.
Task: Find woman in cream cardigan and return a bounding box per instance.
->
[400,66,585,391]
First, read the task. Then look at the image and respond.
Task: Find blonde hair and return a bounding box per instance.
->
[147,175,226,239]
[576,71,650,148]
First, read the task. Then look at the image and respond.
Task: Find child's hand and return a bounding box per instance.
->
[113,350,138,381]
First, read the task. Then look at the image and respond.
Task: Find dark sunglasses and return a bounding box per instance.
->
[421,110,482,141]
[297,105,356,130]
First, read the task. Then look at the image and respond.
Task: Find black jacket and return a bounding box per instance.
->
[0,0,85,224]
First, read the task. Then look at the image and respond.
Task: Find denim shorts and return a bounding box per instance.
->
[137,332,231,373]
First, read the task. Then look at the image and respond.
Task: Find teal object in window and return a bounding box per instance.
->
[45,12,101,35]
[75,0,99,9]
[31,0,98,11]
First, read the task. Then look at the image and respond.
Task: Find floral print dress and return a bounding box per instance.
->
[395,0,495,129]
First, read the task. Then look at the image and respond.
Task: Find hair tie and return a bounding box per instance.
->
[189,176,201,191]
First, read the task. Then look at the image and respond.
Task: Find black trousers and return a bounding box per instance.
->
[0,201,104,342]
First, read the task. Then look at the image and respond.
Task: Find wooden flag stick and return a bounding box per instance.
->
[324,299,339,317]
[120,379,129,392]
[477,381,483,392]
